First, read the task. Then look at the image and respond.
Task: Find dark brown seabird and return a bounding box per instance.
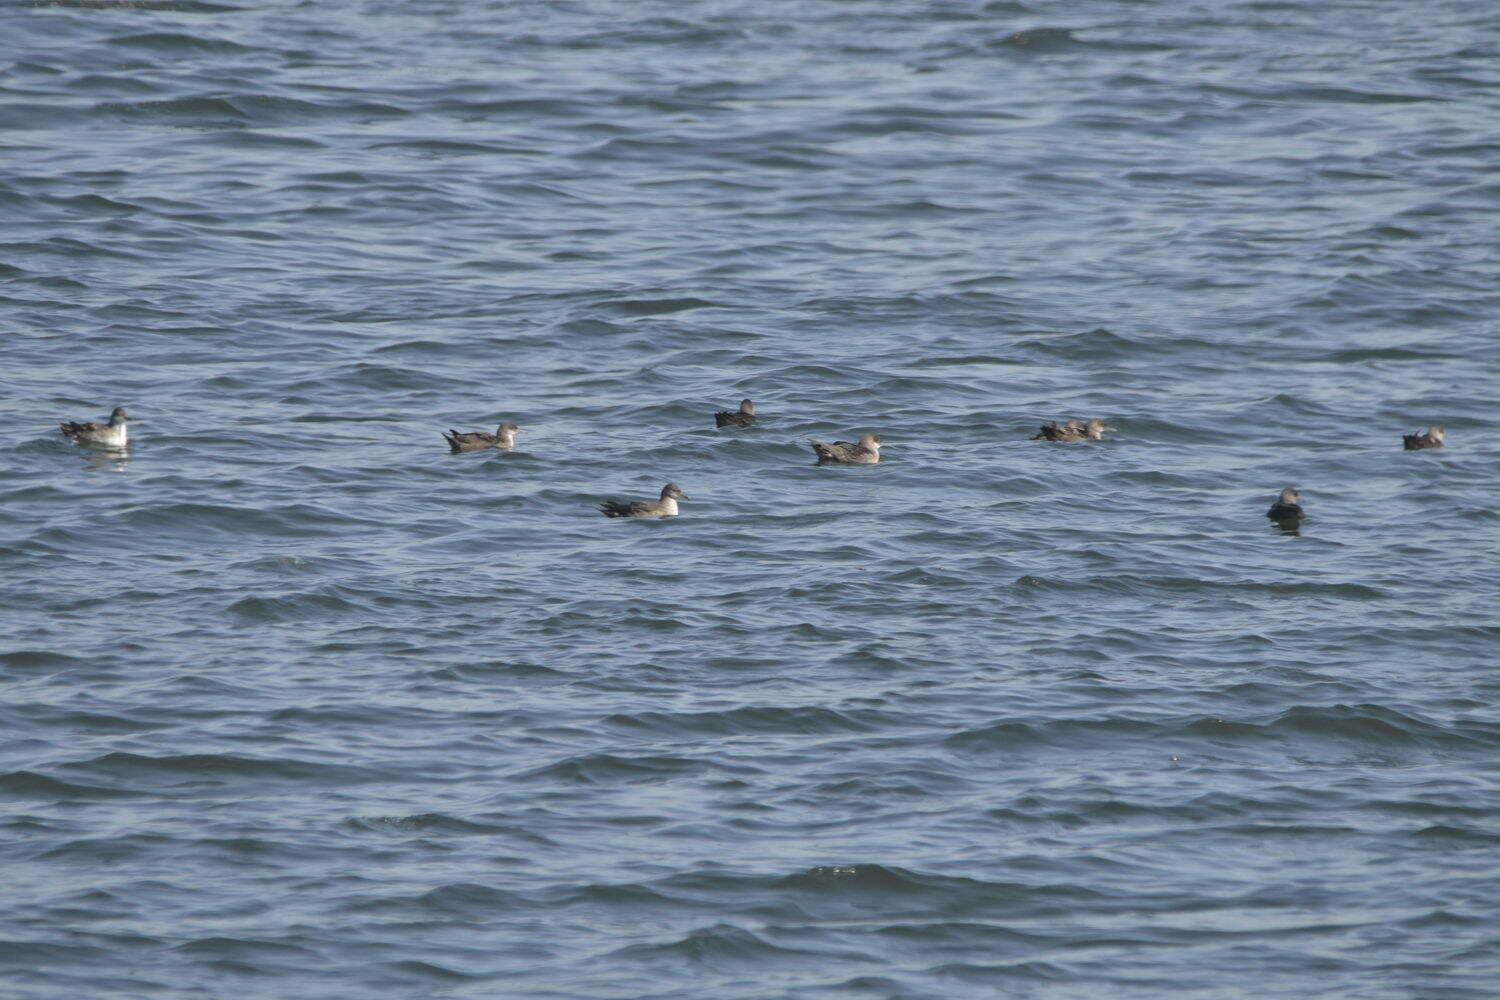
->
[1032,418,1116,442]
[599,483,688,518]
[1402,426,1444,450]
[809,434,883,464]
[1031,418,1085,441]
[714,399,756,428]
[444,422,523,452]
[60,406,129,447]
[1266,487,1306,522]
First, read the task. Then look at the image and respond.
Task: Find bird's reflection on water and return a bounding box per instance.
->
[82,448,129,473]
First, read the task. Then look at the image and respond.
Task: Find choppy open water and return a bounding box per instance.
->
[4,1,1500,997]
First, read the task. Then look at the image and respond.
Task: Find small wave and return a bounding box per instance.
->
[991,27,1082,51]
[0,770,138,800]
[0,649,87,671]
[784,864,950,893]
[226,589,379,624]
[1014,326,1145,359]
[176,936,315,956]
[353,812,553,841]
[99,96,247,127]
[48,193,140,214]
[61,751,381,784]
[0,236,147,261]
[1328,347,1456,361]
[768,864,1111,919]
[384,960,483,981]
[603,297,726,316]
[610,922,854,966]
[601,705,888,737]
[572,20,751,49]
[1411,825,1500,846]
[933,960,1069,982]
[944,705,1499,758]
[209,131,324,150]
[0,939,111,964]
[1284,85,1444,105]
[944,719,1070,751]
[416,882,533,916]
[366,139,512,155]
[518,752,711,785]
[1267,704,1500,750]
[431,96,592,118]
[46,710,168,734]
[419,661,568,683]
[284,362,455,394]
[1008,574,1388,601]
[561,881,680,909]
[106,31,252,54]
[117,502,378,540]
[44,0,239,9]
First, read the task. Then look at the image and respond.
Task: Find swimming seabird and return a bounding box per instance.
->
[714,399,756,428]
[59,407,128,448]
[809,434,883,464]
[1031,419,1083,441]
[1402,426,1444,450]
[443,422,523,452]
[1266,487,1306,522]
[1080,418,1117,440]
[598,483,688,518]
[1031,418,1115,441]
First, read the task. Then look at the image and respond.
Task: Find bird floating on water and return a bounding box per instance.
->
[443,422,523,452]
[1079,418,1116,440]
[599,483,688,518]
[714,399,756,428]
[1031,419,1084,441]
[60,407,129,448]
[809,434,883,464]
[1266,487,1305,522]
[1402,426,1444,450]
[1032,418,1115,441]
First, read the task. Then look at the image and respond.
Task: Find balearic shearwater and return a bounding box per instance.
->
[599,483,688,518]
[809,434,883,464]
[1266,487,1306,522]
[1032,418,1115,441]
[443,422,523,452]
[60,407,128,448]
[714,399,756,428]
[1402,426,1444,450]
[1080,418,1117,440]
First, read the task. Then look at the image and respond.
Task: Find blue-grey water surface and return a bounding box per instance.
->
[4,1,1500,997]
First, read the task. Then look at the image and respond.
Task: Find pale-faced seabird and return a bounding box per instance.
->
[443,422,523,452]
[599,483,688,518]
[1402,426,1444,450]
[1266,487,1305,522]
[60,407,128,448]
[1080,418,1117,440]
[714,399,756,428]
[809,434,883,464]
